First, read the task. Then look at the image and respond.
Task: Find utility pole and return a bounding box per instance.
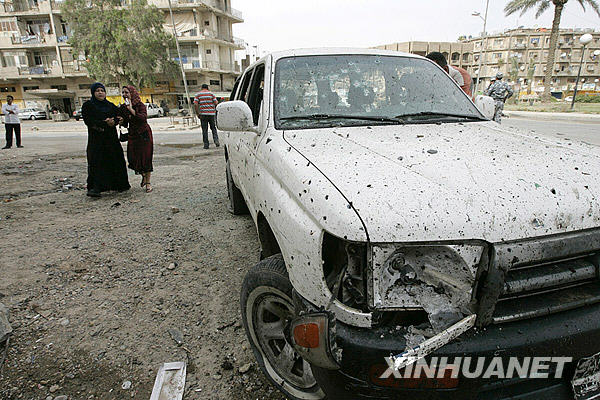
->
[572,34,593,110]
[167,0,194,117]
[472,0,490,96]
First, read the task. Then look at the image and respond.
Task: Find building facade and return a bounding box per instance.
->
[0,0,244,114]
[376,28,600,98]
[463,28,600,97]
[374,41,474,71]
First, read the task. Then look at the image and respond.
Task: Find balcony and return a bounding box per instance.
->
[174,57,239,72]
[1,0,39,13]
[17,65,57,75]
[62,62,86,74]
[513,43,526,49]
[10,34,57,47]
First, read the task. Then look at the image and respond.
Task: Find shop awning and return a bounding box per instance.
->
[26,89,76,98]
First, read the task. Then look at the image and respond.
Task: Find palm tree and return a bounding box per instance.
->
[505,0,600,100]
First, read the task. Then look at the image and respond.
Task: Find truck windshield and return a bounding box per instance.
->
[274,55,484,130]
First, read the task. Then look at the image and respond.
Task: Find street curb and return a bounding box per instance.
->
[504,110,600,123]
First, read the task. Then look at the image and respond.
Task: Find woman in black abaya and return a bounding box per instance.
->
[82,82,130,197]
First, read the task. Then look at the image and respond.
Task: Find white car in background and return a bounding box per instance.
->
[19,108,47,120]
[145,103,164,118]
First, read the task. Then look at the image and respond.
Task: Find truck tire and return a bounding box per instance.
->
[226,160,249,215]
[241,254,325,400]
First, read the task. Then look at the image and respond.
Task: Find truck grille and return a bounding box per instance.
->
[492,253,600,324]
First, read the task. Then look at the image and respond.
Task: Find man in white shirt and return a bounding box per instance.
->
[2,95,22,149]
[425,52,466,90]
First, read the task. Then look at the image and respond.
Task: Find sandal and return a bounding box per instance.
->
[145,183,153,193]
[140,177,146,187]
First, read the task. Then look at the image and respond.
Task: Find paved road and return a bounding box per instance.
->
[2,116,599,155]
[505,117,600,146]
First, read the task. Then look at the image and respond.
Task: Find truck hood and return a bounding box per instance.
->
[283,122,600,243]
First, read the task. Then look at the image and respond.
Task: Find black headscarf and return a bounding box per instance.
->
[90,82,114,114]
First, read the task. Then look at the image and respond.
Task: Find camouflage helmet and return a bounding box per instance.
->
[496,72,504,80]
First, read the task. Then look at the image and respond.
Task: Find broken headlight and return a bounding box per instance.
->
[322,233,369,312]
[368,244,487,331]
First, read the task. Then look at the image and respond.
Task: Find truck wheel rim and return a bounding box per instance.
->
[249,288,318,391]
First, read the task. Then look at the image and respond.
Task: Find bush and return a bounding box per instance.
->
[575,95,600,103]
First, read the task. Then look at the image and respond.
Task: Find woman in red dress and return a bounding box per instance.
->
[118,85,154,193]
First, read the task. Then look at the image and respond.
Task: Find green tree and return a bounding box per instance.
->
[505,0,600,101]
[527,60,536,94]
[61,0,178,88]
[510,57,521,102]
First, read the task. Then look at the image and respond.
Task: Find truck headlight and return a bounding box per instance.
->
[368,244,487,331]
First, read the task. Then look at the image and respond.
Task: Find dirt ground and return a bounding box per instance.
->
[0,125,286,400]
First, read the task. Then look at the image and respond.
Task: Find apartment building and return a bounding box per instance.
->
[0,0,244,114]
[462,28,600,96]
[373,41,474,71]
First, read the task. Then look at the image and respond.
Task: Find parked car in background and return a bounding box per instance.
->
[73,108,82,121]
[19,108,47,120]
[218,48,600,400]
[145,103,164,118]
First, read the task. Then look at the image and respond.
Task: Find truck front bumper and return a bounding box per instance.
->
[310,302,600,400]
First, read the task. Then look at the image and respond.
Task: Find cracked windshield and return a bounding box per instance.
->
[275,55,483,129]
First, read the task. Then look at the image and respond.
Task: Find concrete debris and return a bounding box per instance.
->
[150,362,186,400]
[121,380,132,390]
[0,302,12,344]
[171,207,180,214]
[239,363,252,374]
[49,385,60,393]
[168,328,183,346]
[167,262,177,270]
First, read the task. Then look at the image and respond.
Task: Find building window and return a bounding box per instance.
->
[180,80,197,86]
[206,49,211,54]
[0,86,16,92]
[51,84,67,90]
[210,79,220,86]
[78,83,91,89]
[23,86,39,91]
[204,20,210,26]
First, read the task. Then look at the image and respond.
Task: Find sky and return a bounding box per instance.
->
[232,0,600,57]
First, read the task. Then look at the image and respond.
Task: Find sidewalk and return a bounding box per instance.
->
[504,110,600,123]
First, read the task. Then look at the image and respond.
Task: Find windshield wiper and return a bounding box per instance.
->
[394,111,485,121]
[280,114,404,124]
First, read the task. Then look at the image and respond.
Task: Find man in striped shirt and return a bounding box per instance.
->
[194,84,219,149]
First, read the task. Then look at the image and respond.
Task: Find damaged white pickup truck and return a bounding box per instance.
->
[216,48,600,400]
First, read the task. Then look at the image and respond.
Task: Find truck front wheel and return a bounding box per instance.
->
[241,254,325,400]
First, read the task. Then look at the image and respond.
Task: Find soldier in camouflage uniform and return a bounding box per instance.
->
[484,72,514,123]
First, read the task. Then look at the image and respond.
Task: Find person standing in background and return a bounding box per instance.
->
[82,82,130,197]
[2,95,22,149]
[194,84,219,149]
[426,52,466,92]
[118,85,154,193]
[485,72,514,123]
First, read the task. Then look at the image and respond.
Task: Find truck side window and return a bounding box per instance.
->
[237,68,253,102]
[246,64,265,125]
[230,78,240,100]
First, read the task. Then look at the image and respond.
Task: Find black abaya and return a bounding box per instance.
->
[82,100,130,193]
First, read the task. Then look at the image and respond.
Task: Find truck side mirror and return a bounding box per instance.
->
[216,100,257,132]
